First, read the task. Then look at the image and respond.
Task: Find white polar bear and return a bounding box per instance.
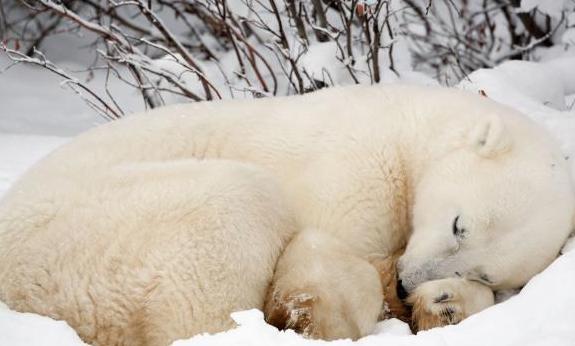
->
[0,85,573,345]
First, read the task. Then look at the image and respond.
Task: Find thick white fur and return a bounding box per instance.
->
[0,85,573,345]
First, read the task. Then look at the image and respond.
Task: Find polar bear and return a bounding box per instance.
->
[0,85,573,345]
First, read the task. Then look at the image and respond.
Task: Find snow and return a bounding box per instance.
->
[175,249,575,346]
[563,13,575,46]
[2,51,575,346]
[519,0,569,19]
[0,302,88,346]
[0,134,67,196]
[0,55,145,135]
[0,57,102,135]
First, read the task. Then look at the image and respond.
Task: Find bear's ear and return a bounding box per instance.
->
[468,114,511,157]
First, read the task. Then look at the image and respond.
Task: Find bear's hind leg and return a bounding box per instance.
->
[264,230,384,340]
[107,160,297,345]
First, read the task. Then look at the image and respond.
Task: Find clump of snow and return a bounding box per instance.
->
[458,59,570,111]
[519,0,568,19]
[172,311,414,346]
[563,13,575,46]
[545,57,575,95]
[0,302,87,346]
[300,37,421,90]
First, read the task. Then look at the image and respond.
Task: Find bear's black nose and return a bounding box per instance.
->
[396,279,408,300]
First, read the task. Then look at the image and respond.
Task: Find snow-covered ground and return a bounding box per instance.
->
[0,135,67,196]
[1,54,575,345]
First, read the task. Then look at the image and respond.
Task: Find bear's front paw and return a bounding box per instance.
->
[407,278,494,332]
[408,289,464,331]
[264,288,319,338]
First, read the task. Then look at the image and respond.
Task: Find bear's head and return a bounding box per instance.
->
[398,112,575,293]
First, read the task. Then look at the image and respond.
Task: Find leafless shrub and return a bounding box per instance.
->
[1,0,572,119]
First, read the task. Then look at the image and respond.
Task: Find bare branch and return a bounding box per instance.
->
[1,44,122,120]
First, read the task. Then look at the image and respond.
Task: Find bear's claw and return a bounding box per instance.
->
[264,289,318,338]
[410,295,464,331]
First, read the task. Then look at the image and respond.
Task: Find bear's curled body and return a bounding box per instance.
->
[0,84,573,345]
